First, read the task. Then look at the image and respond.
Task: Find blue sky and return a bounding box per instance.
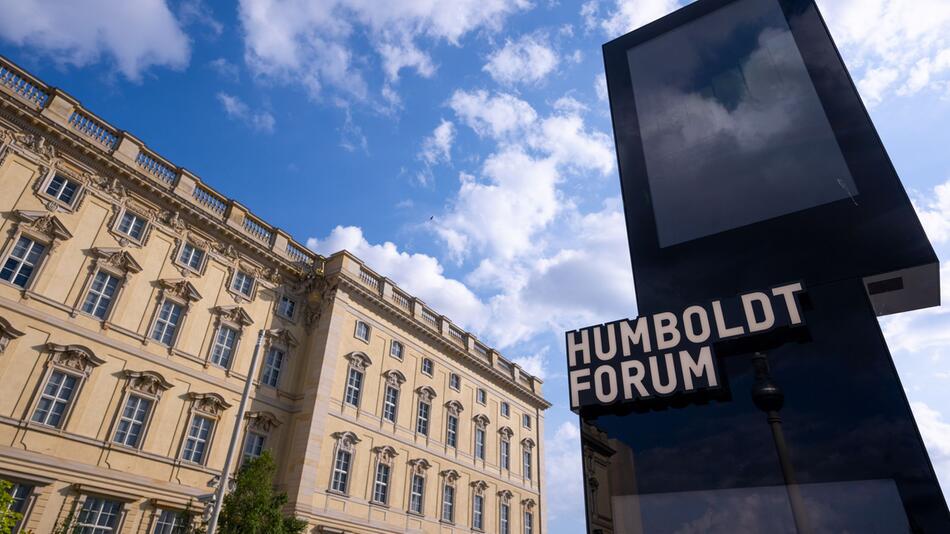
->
[2,0,950,531]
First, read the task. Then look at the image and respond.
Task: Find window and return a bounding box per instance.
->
[474,427,486,460]
[209,326,238,369]
[524,511,534,534]
[344,366,363,406]
[9,482,32,528]
[113,395,152,448]
[522,414,532,429]
[45,174,81,206]
[501,402,510,418]
[77,496,122,533]
[242,432,266,463]
[372,462,391,504]
[477,388,486,405]
[473,493,484,530]
[231,270,254,298]
[354,320,370,341]
[153,509,187,534]
[416,399,430,436]
[117,211,146,241]
[331,448,351,493]
[31,370,78,428]
[382,385,399,423]
[523,449,532,480]
[277,295,296,319]
[421,358,433,376]
[82,271,120,319]
[182,415,214,464]
[151,300,183,346]
[409,474,425,514]
[261,346,285,388]
[1,236,45,288]
[441,484,455,523]
[500,439,511,470]
[446,414,458,448]
[449,373,460,391]
[500,502,510,534]
[390,340,404,360]
[178,243,205,271]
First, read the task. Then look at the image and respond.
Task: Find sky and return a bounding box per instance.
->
[1,0,950,531]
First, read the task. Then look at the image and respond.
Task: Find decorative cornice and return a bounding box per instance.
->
[91,247,143,274]
[212,305,254,327]
[121,369,173,396]
[416,385,437,402]
[14,209,72,242]
[186,392,231,416]
[372,445,398,463]
[158,278,202,303]
[0,316,25,354]
[345,351,371,371]
[444,400,464,416]
[45,342,105,375]
[473,413,490,429]
[440,469,460,483]
[264,328,298,348]
[245,410,282,433]
[382,368,407,387]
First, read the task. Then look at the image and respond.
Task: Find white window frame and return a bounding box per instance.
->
[522,413,532,429]
[382,384,399,423]
[261,345,286,388]
[230,269,255,299]
[150,298,184,347]
[112,394,153,448]
[42,173,82,209]
[501,402,510,418]
[209,325,238,370]
[389,340,404,360]
[330,448,352,494]
[30,368,81,429]
[408,473,425,515]
[0,235,47,290]
[242,431,267,464]
[76,495,125,533]
[446,413,458,448]
[472,493,485,531]
[449,373,460,391]
[421,357,434,376]
[276,294,297,320]
[474,427,486,460]
[523,447,532,481]
[344,366,363,407]
[371,461,391,505]
[177,242,206,273]
[181,414,215,465]
[500,501,510,534]
[500,437,511,471]
[524,510,534,534]
[416,398,430,436]
[441,483,455,523]
[80,269,121,320]
[354,320,371,342]
[477,388,487,405]
[115,209,148,243]
[153,508,189,534]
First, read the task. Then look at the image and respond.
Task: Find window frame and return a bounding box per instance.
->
[330,446,353,494]
[209,325,239,370]
[472,492,485,531]
[477,388,487,405]
[371,460,392,505]
[382,384,399,423]
[229,269,256,300]
[408,472,426,515]
[112,394,154,449]
[500,436,511,471]
[150,298,185,347]
[441,482,455,524]
[30,368,81,429]
[181,413,215,465]
[501,402,510,418]
[474,426,486,460]
[354,319,371,342]
[241,430,267,465]
[114,209,149,244]
[41,173,82,210]
[421,357,434,377]
[449,373,461,391]
[276,294,297,321]
[522,413,532,429]
[446,413,459,448]
[80,269,122,321]
[500,500,511,534]
[0,234,48,290]
[76,495,125,534]
[389,339,404,360]
[176,241,206,274]
[152,508,190,534]
[343,365,363,407]
[260,345,287,389]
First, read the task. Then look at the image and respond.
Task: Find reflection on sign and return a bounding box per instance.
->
[566,282,805,410]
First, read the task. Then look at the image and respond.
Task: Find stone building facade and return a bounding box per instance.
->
[0,55,549,533]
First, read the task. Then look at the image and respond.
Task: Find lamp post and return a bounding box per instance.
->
[751,352,813,534]
[206,328,266,534]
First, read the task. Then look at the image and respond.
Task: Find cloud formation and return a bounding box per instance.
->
[217,93,276,133]
[483,34,559,86]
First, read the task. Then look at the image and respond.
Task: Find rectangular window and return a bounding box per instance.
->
[45,175,80,206]
[242,432,266,463]
[441,484,455,523]
[178,243,205,271]
[344,367,363,406]
[331,448,351,493]
[113,395,152,448]
[477,388,486,405]
[523,449,532,480]
[1,236,45,288]
[382,385,399,423]
[9,482,32,524]
[31,370,78,428]
[372,462,391,504]
[77,496,122,533]
[416,400,430,436]
[209,326,238,369]
[524,511,534,534]
[500,502,510,534]
[501,402,510,418]
[473,493,484,530]
[231,271,254,297]
[261,347,285,388]
[82,271,120,319]
[475,428,486,460]
[117,211,146,241]
[182,415,214,464]
[501,440,511,470]
[277,295,296,319]
[446,414,458,448]
[449,373,460,390]
[151,300,182,346]
[355,320,370,341]
[409,474,425,514]
[421,358,433,376]
[153,509,187,534]
[390,340,404,360]
[522,414,532,429]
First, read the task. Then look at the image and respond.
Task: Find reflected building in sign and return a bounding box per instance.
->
[578,0,950,532]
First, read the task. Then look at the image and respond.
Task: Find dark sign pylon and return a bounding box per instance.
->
[570,0,950,531]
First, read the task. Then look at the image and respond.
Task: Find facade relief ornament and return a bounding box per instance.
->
[161,210,187,232]
[122,370,173,397]
[331,431,361,452]
[445,400,464,416]
[0,317,26,354]
[345,352,372,371]
[499,426,514,439]
[372,445,398,465]
[213,305,254,327]
[264,328,298,349]
[14,210,72,245]
[521,437,536,450]
[245,411,282,433]
[187,392,231,416]
[416,385,437,402]
[440,469,460,483]
[383,369,406,387]
[45,343,105,375]
[473,414,490,429]
[497,489,513,503]
[92,247,143,276]
[408,458,431,474]
[521,498,536,510]
[470,480,489,495]
[158,279,202,303]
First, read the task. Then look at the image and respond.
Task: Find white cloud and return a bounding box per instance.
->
[238,0,531,101]
[178,0,223,38]
[209,58,240,81]
[307,226,487,331]
[511,347,549,380]
[545,421,584,520]
[416,120,456,185]
[594,73,608,102]
[914,178,950,245]
[582,0,682,37]
[216,93,276,133]
[484,34,559,86]
[817,0,950,105]
[880,262,950,355]
[448,90,538,139]
[0,0,190,81]
[910,401,950,495]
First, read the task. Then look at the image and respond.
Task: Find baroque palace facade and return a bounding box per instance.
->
[0,56,549,534]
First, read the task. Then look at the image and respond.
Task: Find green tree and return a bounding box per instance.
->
[0,480,24,534]
[216,451,306,534]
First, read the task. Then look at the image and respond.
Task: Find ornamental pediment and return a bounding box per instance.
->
[416,385,437,401]
[92,247,143,274]
[159,278,202,303]
[14,210,72,241]
[265,328,298,348]
[186,392,231,416]
[122,369,173,396]
[0,317,25,354]
[45,343,104,374]
[213,305,254,327]
[445,400,464,415]
[245,410,282,433]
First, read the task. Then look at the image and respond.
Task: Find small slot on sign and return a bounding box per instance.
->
[868,277,903,295]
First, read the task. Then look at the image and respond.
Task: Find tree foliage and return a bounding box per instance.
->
[0,480,23,534]
[216,451,306,534]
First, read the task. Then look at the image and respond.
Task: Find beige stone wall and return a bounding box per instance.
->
[0,55,549,534]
